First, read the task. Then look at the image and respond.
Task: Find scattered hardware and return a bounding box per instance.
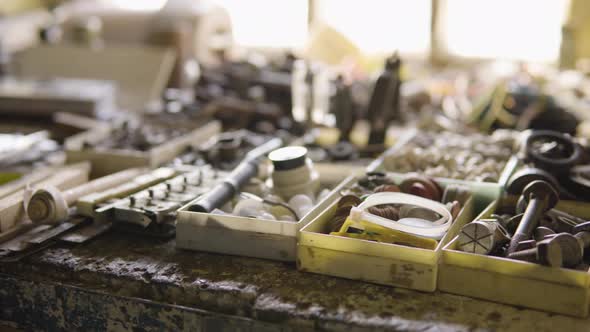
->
[97,165,225,237]
[456,180,590,270]
[65,119,220,177]
[187,137,282,213]
[326,172,471,248]
[379,130,519,182]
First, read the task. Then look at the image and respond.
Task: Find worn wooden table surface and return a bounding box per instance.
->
[1,230,589,331]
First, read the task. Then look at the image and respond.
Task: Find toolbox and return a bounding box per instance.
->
[439,199,590,317]
[176,164,365,262]
[65,120,221,178]
[297,173,500,292]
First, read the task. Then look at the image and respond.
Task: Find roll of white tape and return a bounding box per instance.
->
[350,192,453,240]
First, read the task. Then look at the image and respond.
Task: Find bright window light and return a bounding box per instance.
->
[213,0,308,48]
[316,0,431,54]
[444,0,570,62]
[102,0,167,11]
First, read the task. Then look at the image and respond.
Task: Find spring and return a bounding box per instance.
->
[368,204,399,221]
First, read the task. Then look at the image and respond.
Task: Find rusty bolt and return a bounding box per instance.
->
[508,237,563,267]
[506,180,559,254]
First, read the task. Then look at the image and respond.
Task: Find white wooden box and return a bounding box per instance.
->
[176,164,365,262]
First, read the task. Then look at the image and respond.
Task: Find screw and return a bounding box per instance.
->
[507,237,563,267]
[129,196,136,206]
[506,180,559,254]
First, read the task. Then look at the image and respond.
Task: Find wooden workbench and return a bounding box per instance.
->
[1,230,589,331]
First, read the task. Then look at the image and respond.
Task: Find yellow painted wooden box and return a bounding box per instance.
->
[297,173,499,292]
[439,199,590,317]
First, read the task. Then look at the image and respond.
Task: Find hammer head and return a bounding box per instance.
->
[522,180,559,210]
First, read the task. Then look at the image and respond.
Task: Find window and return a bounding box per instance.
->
[443,0,570,62]
[212,0,571,63]
[316,0,432,54]
[213,0,308,49]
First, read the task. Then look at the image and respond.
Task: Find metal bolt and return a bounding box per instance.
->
[507,237,563,267]
[514,239,536,251]
[533,226,555,242]
[573,221,590,248]
[506,180,559,254]
[129,196,136,206]
[542,233,584,268]
[458,219,509,255]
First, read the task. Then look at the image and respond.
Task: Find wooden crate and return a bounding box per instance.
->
[297,173,497,292]
[440,200,590,317]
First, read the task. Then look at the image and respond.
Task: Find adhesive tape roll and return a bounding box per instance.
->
[350,192,453,240]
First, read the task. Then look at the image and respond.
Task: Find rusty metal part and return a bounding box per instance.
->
[507,237,563,267]
[374,184,400,193]
[514,239,536,251]
[458,219,509,255]
[506,168,559,196]
[337,194,362,208]
[525,130,581,175]
[449,201,462,219]
[506,180,559,254]
[542,233,583,268]
[367,205,400,221]
[400,175,442,202]
[533,226,555,242]
[541,209,585,233]
[367,54,401,147]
